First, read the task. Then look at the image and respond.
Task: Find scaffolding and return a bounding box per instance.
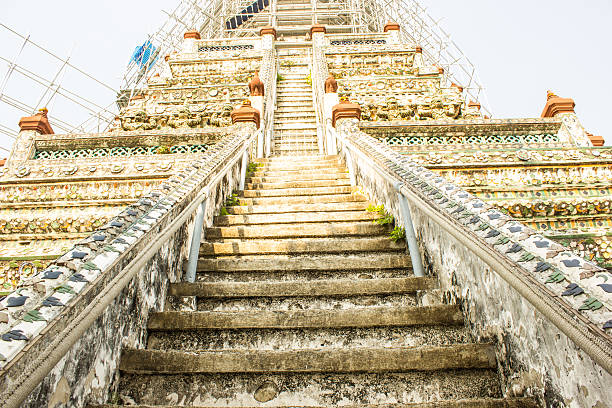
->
[0,23,119,154]
[120,0,491,115]
[0,0,491,153]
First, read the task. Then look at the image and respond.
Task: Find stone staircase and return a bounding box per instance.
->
[273,54,319,156]
[103,155,539,407]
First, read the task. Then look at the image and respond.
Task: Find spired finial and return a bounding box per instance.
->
[547,90,558,100]
[541,91,575,118]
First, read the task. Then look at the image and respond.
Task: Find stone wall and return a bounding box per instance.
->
[335,119,612,407]
[0,124,255,407]
[410,206,612,407]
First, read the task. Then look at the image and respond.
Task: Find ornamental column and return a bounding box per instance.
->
[310,24,326,48]
[384,22,400,44]
[182,30,201,54]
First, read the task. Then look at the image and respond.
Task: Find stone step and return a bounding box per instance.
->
[242,185,352,197]
[255,155,336,162]
[111,370,504,406]
[276,87,312,93]
[274,110,315,116]
[149,304,461,330]
[250,168,347,178]
[245,178,350,190]
[254,162,343,171]
[200,236,403,256]
[213,210,379,226]
[192,293,419,313]
[226,201,367,214]
[196,253,411,272]
[170,276,436,298]
[274,123,317,130]
[237,193,366,206]
[277,95,312,101]
[273,146,320,154]
[206,221,386,240]
[273,138,319,145]
[197,268,415,283]
[273,119,317,125]
[120,344,495,374]
[272,151,321,157]
[276,101,314,107]
[274,106,314,113]
[148,324,471,352]
[246,172,347,184]
[93,397,538,408]
[273,133,318,139]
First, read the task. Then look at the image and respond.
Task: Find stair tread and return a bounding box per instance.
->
[196,252,411,272]
[149,304,462,330]
[170,276,437,298]
[120,343,495,374]
[91,398,538,408]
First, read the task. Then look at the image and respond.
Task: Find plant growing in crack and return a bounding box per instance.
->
[389,226,406,242]
[366,204,394,225]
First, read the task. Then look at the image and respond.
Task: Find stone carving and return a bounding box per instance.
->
[249,72,264,96]
[324,74,338,93]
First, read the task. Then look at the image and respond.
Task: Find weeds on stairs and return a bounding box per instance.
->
[366,204,406,242]
[366,204,394,225]
[276,73,285,82]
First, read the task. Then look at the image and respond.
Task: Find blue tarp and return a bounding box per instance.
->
[130,40,158,71]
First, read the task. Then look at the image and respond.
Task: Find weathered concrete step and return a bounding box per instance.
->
[276,101,314,107]
[120,344,495,374]
[272,151,321,157]
[274,113,315,119]
[274,121,315,126]
[92,398,538,408]
[207,220,384,239]
[170,276,435,298]
[113,370,503,406]
[148,325,470,353]
[275,107,315,113]
[277,94,312,99]
[273,145,319,153]
[238,193,366,206]
[149,304,457,331]
[243,185,352,197]
[198,268,415,283]
[245,178,349,190]
[250,168,347,178]
[200,236,402,256]
[194,293,418,312]
[196,253,411,272]
[226,201,368,214]
[214,210,379,226]
[274,123,317,130]
[273,138,318,145]
[246,173,347,184]
[254,155,338,164]
[255,161,340,171]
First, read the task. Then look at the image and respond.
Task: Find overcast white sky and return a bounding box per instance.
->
[0,0,610,155]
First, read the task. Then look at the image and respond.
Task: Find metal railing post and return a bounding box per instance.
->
[239,149,249,191]
[344,146,356,187]
[395,182,425,277]
[185,198,207,283]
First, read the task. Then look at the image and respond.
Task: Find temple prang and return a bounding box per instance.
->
[0,1,609,407]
